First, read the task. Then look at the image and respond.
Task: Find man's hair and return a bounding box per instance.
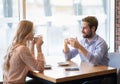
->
[82,16,98,31]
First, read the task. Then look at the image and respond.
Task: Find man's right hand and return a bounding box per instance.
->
[64,38,70,53]
[64,38,70,45]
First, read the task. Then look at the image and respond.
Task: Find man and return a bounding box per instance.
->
[63,16,109,84]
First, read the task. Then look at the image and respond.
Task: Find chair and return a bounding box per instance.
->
[108,52,120,84]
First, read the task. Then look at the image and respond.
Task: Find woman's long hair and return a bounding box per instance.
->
[3,20,34,75]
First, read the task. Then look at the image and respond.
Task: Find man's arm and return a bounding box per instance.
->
[69,38,88,57]
[63,38,78,60]
[63,38,70,53]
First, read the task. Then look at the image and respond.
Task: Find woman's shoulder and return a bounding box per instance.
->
[16,44,29,51]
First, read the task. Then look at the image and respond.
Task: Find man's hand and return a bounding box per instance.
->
[69,38,81,49]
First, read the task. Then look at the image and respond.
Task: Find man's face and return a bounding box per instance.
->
[81,21,93,38]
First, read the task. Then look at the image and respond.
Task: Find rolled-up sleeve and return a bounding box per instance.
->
[64,49,79,60]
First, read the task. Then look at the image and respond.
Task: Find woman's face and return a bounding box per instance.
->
[27,31,34,40]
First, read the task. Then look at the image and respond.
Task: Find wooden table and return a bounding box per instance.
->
[29,56,117,84]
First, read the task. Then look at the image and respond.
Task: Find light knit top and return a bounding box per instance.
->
[3,45,44,84]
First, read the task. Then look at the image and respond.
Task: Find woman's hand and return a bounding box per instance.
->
[35,36,44,52]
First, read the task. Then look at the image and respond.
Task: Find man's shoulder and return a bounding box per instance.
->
[96,35,108,47]
[97,35,106,42]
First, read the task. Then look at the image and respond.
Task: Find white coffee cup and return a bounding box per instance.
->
[34,35,43,43]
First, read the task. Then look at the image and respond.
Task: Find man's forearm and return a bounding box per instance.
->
[63,44,69,53]
[78,45,88,57]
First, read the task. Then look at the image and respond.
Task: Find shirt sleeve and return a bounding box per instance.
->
[86,40,108,66]
[19,46,44,72]
[63,48,79,60]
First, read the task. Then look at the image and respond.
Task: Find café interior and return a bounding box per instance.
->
[0,0,120,84]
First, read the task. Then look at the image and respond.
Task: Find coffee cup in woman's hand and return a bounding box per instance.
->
[34,35,44,47]
[34,35,43,43]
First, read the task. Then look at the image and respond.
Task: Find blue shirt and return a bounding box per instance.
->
[64,34,109,66]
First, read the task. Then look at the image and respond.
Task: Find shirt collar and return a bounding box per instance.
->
[84,34,98,45]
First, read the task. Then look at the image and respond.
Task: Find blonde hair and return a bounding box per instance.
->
[3,20,34,75]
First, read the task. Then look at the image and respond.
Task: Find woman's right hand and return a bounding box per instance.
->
[35,36,44,52]
[36,36,43,47]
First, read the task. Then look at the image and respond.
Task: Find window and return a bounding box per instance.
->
[0,0,20,81]
[25,0,114,56]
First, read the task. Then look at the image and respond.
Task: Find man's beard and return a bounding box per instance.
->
[82,31,93,38]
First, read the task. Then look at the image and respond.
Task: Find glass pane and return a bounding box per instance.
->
[26,0,80,57]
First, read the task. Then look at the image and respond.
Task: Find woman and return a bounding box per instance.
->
[3,20,45,84]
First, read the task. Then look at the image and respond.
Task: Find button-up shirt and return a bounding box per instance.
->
[64,34,109,66]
